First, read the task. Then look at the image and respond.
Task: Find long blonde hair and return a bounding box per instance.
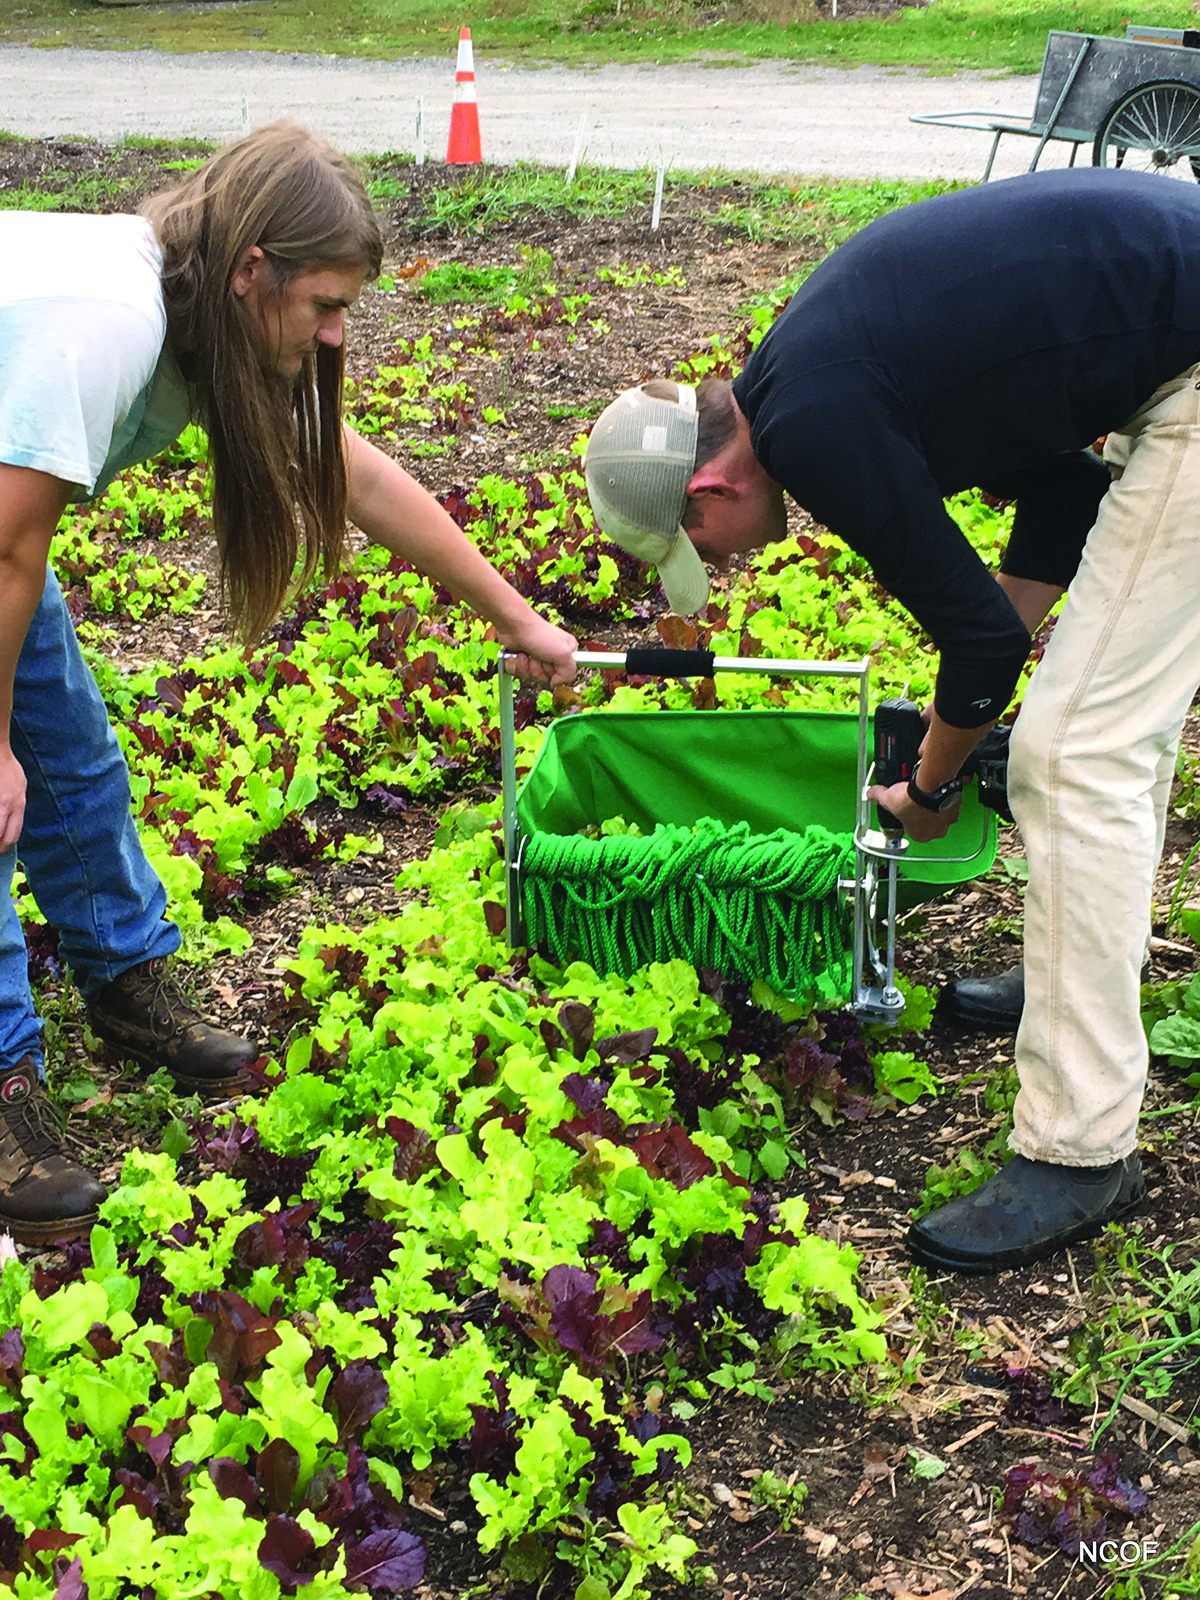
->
[142,121,383,638]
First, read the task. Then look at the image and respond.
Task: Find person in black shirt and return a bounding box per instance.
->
[583,167,1200,1273]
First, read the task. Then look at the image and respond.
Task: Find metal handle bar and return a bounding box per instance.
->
[1028,35,1092,172]
[909,110,1037,132]
[504,648,870,680]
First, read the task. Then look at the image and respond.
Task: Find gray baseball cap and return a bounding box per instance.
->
[584,382,710,617]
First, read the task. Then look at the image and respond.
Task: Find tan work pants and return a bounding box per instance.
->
[1008,364,1200,1165]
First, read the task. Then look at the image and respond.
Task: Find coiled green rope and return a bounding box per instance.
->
[522,817,854,999]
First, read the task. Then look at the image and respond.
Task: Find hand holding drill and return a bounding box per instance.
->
[872,697,1013,838]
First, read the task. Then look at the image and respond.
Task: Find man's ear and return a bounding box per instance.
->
[687,465,738,497]
[230,244,268,300]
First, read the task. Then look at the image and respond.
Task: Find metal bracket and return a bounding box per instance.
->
[850,764,907,1023]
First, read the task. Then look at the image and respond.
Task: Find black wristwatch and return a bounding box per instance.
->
[907,765,964,814]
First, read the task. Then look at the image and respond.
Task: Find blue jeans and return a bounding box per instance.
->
[0,567,179,1073]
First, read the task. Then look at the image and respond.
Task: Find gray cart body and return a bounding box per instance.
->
[913,28,1200,180]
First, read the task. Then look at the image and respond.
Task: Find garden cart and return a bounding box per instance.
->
[912,26,1200,182]
[498,649,999,1027]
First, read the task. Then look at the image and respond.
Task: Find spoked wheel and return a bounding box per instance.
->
[1092,78,1200,180]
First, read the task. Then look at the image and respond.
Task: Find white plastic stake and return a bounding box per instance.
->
[832,0,838,15]
[241,97,250,136]
[415,96,424,166]
[566,113,587,184]
[651,159,666,231]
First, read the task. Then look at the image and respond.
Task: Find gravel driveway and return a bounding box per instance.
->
[0,46,1081,181]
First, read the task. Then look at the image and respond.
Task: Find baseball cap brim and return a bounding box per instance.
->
[655,527,711,617]
[586,494,711,618]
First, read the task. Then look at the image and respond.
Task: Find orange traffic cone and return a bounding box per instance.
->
[446,26,482,165]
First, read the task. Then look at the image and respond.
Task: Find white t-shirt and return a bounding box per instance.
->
[0,211,192,499]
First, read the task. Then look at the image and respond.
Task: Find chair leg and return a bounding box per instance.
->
[982,127,1003,182]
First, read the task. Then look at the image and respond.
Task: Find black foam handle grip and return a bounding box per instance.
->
[624,648,717,678]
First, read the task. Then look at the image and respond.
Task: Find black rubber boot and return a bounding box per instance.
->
[0,1059,106,1245]
[938,961,1024,1033]
[907,1151,1146,1276]
[86,957,258,1094]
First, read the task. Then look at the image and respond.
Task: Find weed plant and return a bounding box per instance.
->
[0,171,140,213]
[911,1061,1016,1217]
[1059,1231,1200,1429]
[1105,1521,1200,1597]
[1141,972,1200,1078]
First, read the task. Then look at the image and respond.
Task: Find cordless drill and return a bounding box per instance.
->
[873,698,1014,830]
[873,698,925,835]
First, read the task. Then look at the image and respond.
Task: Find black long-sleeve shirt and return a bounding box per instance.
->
[731,168,1200,726]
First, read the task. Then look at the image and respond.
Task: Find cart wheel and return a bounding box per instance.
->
[1092,78,1200,180]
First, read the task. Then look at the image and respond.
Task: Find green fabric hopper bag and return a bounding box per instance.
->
[512,705,998,1005]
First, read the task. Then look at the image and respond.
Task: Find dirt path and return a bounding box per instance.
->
[0,44,1079,181]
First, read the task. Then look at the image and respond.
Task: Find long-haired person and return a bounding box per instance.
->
[0,123,576,1242]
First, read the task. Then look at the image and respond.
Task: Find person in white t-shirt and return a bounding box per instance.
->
[0,121,577,1243]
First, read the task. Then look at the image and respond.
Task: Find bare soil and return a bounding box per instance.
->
[8,141,1200,1600]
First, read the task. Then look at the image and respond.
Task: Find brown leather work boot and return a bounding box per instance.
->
[0,1059,106,1245]
[86,957,258,1094]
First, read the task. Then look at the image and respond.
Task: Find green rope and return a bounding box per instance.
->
[521,817,854,999]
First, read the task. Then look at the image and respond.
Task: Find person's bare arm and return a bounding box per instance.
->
[904,570,1066,793]
[0,466,71,851]
[996,571,1065,635]
[343,427,577,684]
[866,570,1065,842]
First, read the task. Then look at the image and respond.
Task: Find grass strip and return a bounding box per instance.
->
[2,0,1197,73]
